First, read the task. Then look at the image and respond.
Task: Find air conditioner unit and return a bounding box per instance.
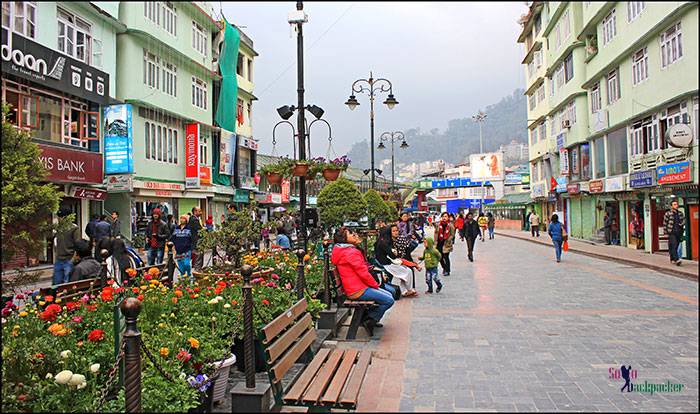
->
[562,120,571,129]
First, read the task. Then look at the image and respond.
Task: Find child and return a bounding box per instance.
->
[419,237,443,294]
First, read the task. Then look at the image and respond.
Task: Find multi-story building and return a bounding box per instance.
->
[518,1,698,260]
[499,139,530,163]
[2,1,122,268]
[432,164,497,213]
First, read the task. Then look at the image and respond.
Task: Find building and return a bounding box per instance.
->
[430,164,497,213]
[499,139,530,164]
[2,1,122,268]
[518,1,698,259]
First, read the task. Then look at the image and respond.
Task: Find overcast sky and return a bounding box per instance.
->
[219,1,528,158]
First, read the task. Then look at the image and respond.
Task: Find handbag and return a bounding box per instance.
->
[562,240,569,252]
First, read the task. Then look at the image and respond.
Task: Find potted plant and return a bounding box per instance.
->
[292,161,310,177]
[322,156,351,181]
[260,163,285,185]
[306,158,324,180]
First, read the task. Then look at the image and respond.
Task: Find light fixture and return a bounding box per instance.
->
[376,169,383,175]
[276,105,295,120]
[306,104,324,120]
[383,94,398,109]
[377,142,386,150]
[363,169,370,176]
[345,95,359,110]
[400,140,409,149]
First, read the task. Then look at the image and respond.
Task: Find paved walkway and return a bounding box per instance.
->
[353,235,698,412]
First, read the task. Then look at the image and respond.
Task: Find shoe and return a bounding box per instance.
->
[362,318,376,336]
[436,285,442,293]
[676,260,682,266]
[556,259,560,263]
[425,290,433,294]
[375,322,383,328]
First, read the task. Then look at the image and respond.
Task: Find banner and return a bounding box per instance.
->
[103,104,133,174]
[185,123,200,188]
[219,131,235,176]
[469,152,504,180]
[657,161,691,185]
[281,179,290,203]
[38,144,103,184]
[214,20,240,133]
[559,148,569,176]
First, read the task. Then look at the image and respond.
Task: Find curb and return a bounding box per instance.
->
[498,232,698,282]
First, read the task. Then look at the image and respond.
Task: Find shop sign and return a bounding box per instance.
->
[281,179,291,203]
[571,147,580,174]
[185,123,200,188]
[531,183,545,198]
[70,186,107,200]
[555,176,568,193]
[37,144,103,184]
[106,174,133,192]
[657,161,692,185]
[199,166,212,185]
[559,148,569,176]
[589,179,604,193]
[666,123,693,148]
[136,189,183,198]
[103,104,133,174]
[556,132,565,151]
[547,193,557,202]
[504,173,524,185]
[239,175,258,191]
[629,169,655,188]
[1,31,110,104]
[605,176,625,192]
[255,193,282,204]
[567,183,580,194]
[239,136,259,151]
[135,180,184,191]
[234,189,249,203]
[219,131,235,176]
[579,181,590,193]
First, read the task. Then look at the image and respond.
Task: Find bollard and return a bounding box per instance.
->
[241,265,255,389]
[322,240,332,309]
[121,297,142,413]
[295,249,306,301]
[165,242,175,285]
[100,249,110,288]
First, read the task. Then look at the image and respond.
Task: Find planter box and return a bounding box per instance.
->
[209,355,237,405]
[192,268,274,287]
[265,172,283,185]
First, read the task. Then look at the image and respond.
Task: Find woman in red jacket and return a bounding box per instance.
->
[331,227,395,329]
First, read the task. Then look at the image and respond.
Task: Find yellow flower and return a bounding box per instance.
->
[140,285,147,291]
[39,301,46,306]
[55,299,62,304]
[187,337,200,349]
[158,322,166,328]
[19,311,28,317]
[159,347,169,357]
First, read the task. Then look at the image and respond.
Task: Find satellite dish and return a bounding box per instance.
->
[666,123,693,148]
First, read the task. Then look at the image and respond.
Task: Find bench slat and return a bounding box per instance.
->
[339,351,371,406]
[283,348,331,403]
[302,349,345,404]
[271,328,316,383]
[344,301,377,306]
[262,299,308,344]
[266,313,313,364]
[320,349,358,405]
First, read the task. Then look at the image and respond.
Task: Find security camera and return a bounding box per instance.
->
[288,10,308,24]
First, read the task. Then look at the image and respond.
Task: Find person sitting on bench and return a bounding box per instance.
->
[70,239,102,282]
[331,226,395,331]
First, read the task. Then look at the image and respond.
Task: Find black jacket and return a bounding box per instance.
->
[70,257,101,282]
[374,237,398,266]
[188,215,203,248]
[460,220,481,241]
[147,219,170,249]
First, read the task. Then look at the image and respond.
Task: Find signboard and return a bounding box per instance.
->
[657,161,692,185]
[239,136,259,151]
[559,148,569,176]
[589,179,604,193]
[629,169,655,188]
[469,152,504,180]
[521,174,530,185]
[103,104,133,174]
[556,132,565,151]
[185,123,200,188]
[70,186,107,201]
[1,31,109,104]
[571,147,580,174]
[567,183,580,194]
[38,144,103,184]
[504,173,524,185]
[255,193,282,204]
[281,179,291,203]
[666,123,693,148]
[219,131,235,176]
[605,176,625,192]
[199,166,212,185]
[239,175,258,191]
[134,180,184,191]
[555,176,568,193]
[431,178,489,188]
[531,182,545,198]
[233,189,249,203]
[106,174,133,192]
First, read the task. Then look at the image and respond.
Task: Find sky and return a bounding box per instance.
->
[219,1,529,159]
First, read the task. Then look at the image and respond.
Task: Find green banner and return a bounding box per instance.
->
[215,20,240,133]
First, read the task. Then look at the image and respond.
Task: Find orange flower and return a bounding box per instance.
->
[125,268,137,277]
[160,347,169,357]
[303,254,311,261]
[171,297,178,304]
[174,290,183,298]
[187,337,200,349]
[148,267,160,276]
[45,295,54,303]
[132,287,140,294]
[48,323,71,336]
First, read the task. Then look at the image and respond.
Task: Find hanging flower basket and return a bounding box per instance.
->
[292,162,310,177]
[305,171,318,180]
[266,172,283,185]
[322,168,341,182]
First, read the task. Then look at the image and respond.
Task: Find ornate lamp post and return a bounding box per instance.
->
[345,72,398,190]
[378,131,408,192]
[472,110,487,213]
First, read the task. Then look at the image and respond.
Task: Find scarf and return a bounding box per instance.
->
[438,221,450,241]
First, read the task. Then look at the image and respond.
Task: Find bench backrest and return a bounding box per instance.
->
[331,267,347,306]
[260,298,316,401]
[40,278,101,302]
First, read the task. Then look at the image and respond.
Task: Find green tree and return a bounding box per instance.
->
[317,177,367,229]
[1,104,67,268]
[363,189,394,226]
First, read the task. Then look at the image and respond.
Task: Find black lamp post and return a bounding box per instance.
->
[345,72,398,190]
[378,131,408,191]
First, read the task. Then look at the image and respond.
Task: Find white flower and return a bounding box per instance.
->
[90,364,100,373]
[179,372,187,380]
[207,299,218,305]
[76,381,87,390]
[211,316,217,321]
[223,303,231,309]
[215,296,223,301]
[55,370,73,385]
[46,373,53,380]
[68,373,86,387]
[60,350,72,359]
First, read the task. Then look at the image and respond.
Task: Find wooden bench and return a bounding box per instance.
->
[331,267,377,340]
[260,298,372,412]
[39,278,101,302]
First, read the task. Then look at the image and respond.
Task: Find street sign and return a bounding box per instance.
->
[629,170,655,188]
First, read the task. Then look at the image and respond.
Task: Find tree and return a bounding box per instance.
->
[1,104,67,269]
[363,189,394,226]
[317,177,367,229]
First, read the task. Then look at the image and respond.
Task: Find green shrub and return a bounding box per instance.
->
[317,178,367,229]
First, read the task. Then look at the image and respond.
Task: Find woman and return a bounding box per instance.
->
[486,212,495,240]
[454,213,465,241]
[547,214,564,263]
[477,212,488,242]
[374,225,418,297]
[171,214,194,282]
[276,227,291,250]
[332,227,395,332]
[398,212,419,254]
[435,212,455,276]
[108,238,131,285]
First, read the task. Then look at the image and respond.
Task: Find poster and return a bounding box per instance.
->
[219,131,236,176]
[103,104,133,174]
[559,148,569,176]
[469,152,504,180]
[185,123,200,188]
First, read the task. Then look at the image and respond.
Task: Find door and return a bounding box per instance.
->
[651,199,667,252]
[690,205,699,260]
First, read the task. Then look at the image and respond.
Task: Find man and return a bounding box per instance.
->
[53,207,81,286]
[147,208,170,265]
[603,212,613,245]
[663,199,685,266]
[85,214,99,248]
[460,212,481,262]
[226,203,237,221]
[93,215,112,258]
[171,214,194,283]
[69,239,102,282]
[529,210,540,237]
[110,211,122,238]
[189,206,204,269]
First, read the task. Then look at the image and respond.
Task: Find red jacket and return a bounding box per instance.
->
[331,244,379,297]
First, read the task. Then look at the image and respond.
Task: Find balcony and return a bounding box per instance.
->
[629,147,693,172]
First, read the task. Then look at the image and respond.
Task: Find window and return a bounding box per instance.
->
[564,52,574,82]
[199,134,209,166]
[538,122,546,142]
[628,2,645,22]
[565,100,576,126]
[536,83,545,103]
[237,54,244,76]
[632,47,648,85]
[531,162,539,182]
[530,127,538,144]
[661,102,689,149]
[247,58,253,82]
[247,102,252,126]
[92,39,103,68]
[144,120,179,164]
[561,10,570,40]
[602,8,616,46]
[606,127,628,176]
[590,83,601,113]
[191,76,207,110]
[534,14,542,36]
[606,69,620,105]
[57,8,92,64]
[630,116,660,156]
[145,123,151,159]
[534,50,542,68]
[529,93,536,111]
[144,2,176,36]
[554,21,562,50]
[660,22,682,68]
[555,63,565,88]
[192,21,207,56]
[594,136,606,178]
[549,77,555,97]
[2,2,36,39]
[580,143,591,180]
[162,62,177,96]
[527,60,535,78]
[143,51,160,89]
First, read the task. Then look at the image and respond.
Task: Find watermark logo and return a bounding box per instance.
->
[609,365,684,395]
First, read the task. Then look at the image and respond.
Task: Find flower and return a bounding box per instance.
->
[100,287,114,302]
[231,300,238,306]
[285,283,292,290]
[90,363,100,373]
[160,347,170,357]
[176,349,191,363]
[271,274,280,280]
[174,290,183,298]
[49,324,71,336]
[66,301,81,311]
[187,337,200,349]
[76,382,87,390]
[46,373,53,379]
[19,311,28,317]
[45,295,54,302]
[126,268,137,277]
[72,316,84,324]
[68,373,86,387]
[262,299,270,306]
[55,370,73,385]
[223,303,231,309]
[171,297,178,304]
[303,254,311,261]
[60,350,72,359]
[137,294,144,301]
[87,329,105,342]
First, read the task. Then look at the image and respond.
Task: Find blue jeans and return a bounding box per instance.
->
[552,240,563,261]
[356,287,395,322]
[52,259,73,285]
[425,267,442,292]
[176,252,192,283]
[381,283,397,298]
[147,247,164,265]
[488,227,495,239]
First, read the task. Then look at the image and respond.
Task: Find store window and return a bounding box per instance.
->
[2,1,36,40]
[57,7,92,64]
[594,136,606,178]
[628,201,644,249]
[580,143,591,180]
[606,127,628,176]
[238,147,252,178]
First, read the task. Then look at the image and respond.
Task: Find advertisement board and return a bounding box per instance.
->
[469,152,504,180]
[185,123,200,188]
[106,174,133,192]
[605,176,625,192]
[281,179,291,203]
[559,148,569,176]
[629,170,655,188]
[103,104,133,174]
[556,132,565,151]
[219,131,235,176]
[38,144,103,184]
[555,176,568,193]
[589,179,604,193]
[200,166,212,185]
[657,161,692,185]
[70,186,107,200]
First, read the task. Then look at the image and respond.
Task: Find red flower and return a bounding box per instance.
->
[45,304,61,314]
[101,287,114,302]
[176,349,191,363]
[193,362,203,371]
[190,294,196,299]
[262,300,270,306]
[15,294,25,300]
[85,304,98,312]
[66,301,81,311]
[137,294,144,301]
[171,297,178,304]
[194,287,200,293]
[87,329,105,342]
[271,274,280,280]
[39,310,55,321]
[132,287,140,294]
[214,287,223,295]
[35,352,45,359]
[106,279,115,285]
[45,295,54,302]
[144,274,153,280]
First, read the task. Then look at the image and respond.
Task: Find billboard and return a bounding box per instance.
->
[103,104,133,174]
[469,152,504,180]
[657,161,691,185]
[185,123,200,188]
[219,131,236,176]
[38,143,103,184]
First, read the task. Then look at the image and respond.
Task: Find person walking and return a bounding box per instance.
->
[435,212,455,276]
[146,208,170,265]
[69,239,102,282]
[454,213,465,241]
[663,199,686,266]
[460,212,481,262]
[189,207,204,270]
[477,212,488,242]
[171,214,194,283]
[529,210,540,237]
[419,237,443,294]
[85,214,99,249]
[276,226,291,250]
[53,207,82,286]
[93,215,112,259]
[603,212,613,245]
[487,212,496,240]
[547,214,565,263]
[109,211,122,238]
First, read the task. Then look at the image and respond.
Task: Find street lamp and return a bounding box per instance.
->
[472,110,487,213]
[345,72,398,190]
[378,131,407,191]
